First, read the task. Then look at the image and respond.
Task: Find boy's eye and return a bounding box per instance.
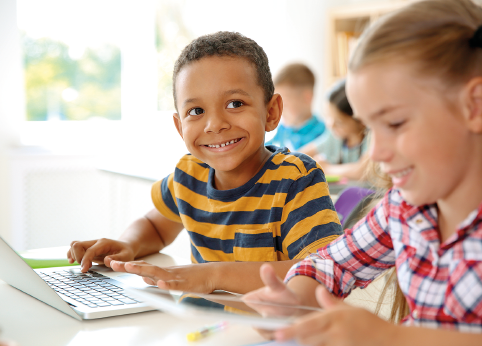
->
[188,107,204,116]
[227,100,244,109]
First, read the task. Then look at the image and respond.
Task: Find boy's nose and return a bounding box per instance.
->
[204,112,231,134]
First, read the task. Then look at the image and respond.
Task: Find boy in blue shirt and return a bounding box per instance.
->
[267,63,326,150]
[67,32,341,294]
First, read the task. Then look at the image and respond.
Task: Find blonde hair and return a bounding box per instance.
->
[349,0,482,86]
[350,0,482,324]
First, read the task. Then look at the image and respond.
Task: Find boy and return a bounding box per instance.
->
[267,63,326,151]
[67,31,341,294]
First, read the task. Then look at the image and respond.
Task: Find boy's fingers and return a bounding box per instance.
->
[104,252,130,267]
[123,262,168,281]
[143,277,157,285]
[69,240,97,265]
[260,263,286,292]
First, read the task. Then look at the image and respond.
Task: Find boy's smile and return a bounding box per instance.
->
[173,56,281,190]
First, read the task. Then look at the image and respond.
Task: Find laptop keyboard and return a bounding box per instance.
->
[38,269,141,309]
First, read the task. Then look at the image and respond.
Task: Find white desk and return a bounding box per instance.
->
[0,248,266,346]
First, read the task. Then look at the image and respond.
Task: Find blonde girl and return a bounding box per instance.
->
[244,0,482,345]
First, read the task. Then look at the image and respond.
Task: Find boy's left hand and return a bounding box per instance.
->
[110,260,217,294]
[275,285,396,346]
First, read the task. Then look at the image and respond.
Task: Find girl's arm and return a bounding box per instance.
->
[275,285,482,346]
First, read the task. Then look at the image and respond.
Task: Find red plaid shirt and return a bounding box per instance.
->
[286,189,482,331]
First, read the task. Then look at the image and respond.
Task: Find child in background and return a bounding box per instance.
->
[267,63,326,150]
[299,78,369,180]
[67,31,342,295]
[244,0,482,344]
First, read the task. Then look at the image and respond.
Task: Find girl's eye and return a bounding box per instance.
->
[188,107,204,116]
[227,100,244,109]
[388,120,405,129]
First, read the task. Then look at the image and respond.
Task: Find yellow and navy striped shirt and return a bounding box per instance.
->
[151,146,342,263]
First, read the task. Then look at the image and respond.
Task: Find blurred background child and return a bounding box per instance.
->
[299,78,369,180]
[267,63,326,150]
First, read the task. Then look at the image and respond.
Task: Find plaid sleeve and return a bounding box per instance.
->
[279,165,342,260]
[151,172,182,223]
[285,191,396,298]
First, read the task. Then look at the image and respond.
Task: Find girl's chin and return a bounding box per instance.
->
[399,189,435,207]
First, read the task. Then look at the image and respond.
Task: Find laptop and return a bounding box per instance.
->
[0,235,155,320]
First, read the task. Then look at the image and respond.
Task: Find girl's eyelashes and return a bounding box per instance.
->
[227,100,244,109]
[388,120,406,129]
[187,107,204,116]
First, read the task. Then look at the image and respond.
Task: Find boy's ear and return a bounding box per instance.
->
[463,77,482,133]
[265,93,283,132]
[173,113,184,138]
[303,89,314,105]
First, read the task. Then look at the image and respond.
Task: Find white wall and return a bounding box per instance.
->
[0,0,24,243]
[0,0,405,249]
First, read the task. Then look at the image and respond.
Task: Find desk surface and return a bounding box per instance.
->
[0,247,266,346]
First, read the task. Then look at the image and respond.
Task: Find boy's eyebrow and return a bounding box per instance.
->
[224,89,252,98]
[183,98,200,108]
[181,89,252,108]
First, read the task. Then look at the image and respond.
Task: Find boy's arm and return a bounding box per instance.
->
[110,258,304,294]
[119,207,184,258]
[69,207,184,272]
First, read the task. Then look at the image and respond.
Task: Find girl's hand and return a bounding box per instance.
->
[275,285,396,346]
[242,264,303,317]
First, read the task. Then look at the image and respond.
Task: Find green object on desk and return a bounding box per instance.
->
[325,175,341,183]
[21,256,77,269]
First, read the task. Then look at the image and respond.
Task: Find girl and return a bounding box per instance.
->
[243,0,482,345]
[299,78,369,181]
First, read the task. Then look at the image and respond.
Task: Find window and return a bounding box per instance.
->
[18,0,124,121]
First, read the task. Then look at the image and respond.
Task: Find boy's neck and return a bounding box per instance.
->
[213,146,272,191]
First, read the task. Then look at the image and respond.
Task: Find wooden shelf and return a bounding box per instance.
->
[325,0,412,88]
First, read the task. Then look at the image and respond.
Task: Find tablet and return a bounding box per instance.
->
[126,286,321,330]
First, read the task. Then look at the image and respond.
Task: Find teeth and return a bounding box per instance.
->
[392,168,412,178]
[207,138,239,148]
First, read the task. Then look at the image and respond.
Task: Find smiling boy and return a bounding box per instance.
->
[67,31,342,294]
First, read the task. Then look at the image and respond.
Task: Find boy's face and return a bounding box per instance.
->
[173,56,278,174]
[275,84,313,126]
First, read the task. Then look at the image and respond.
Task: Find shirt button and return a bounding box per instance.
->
[415,218,423,224]
[413,309,419,319]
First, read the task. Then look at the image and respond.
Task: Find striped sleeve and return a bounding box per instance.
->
[279,160,342,260]
[285,191,396,297]
[151,173,182,223]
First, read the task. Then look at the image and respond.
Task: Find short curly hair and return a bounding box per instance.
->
[172,31,274,110]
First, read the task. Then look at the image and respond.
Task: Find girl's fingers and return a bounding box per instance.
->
[275,311,331,344]
[315,285,342,309]
[259,263,286,292]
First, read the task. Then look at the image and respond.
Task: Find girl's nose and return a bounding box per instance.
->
[369,131,392,163]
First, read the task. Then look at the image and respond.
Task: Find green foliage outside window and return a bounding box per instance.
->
[23,34,121,121]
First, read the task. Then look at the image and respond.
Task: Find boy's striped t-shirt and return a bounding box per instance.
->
[151,146,342,263]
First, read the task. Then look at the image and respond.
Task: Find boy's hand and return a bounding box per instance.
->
[242,264,303,317]
[110,260,217,294]
[274,285,396,346]
[67,239,136,273]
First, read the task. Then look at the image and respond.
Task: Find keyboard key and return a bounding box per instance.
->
[118,299,137,304]
[109,301,124,306]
